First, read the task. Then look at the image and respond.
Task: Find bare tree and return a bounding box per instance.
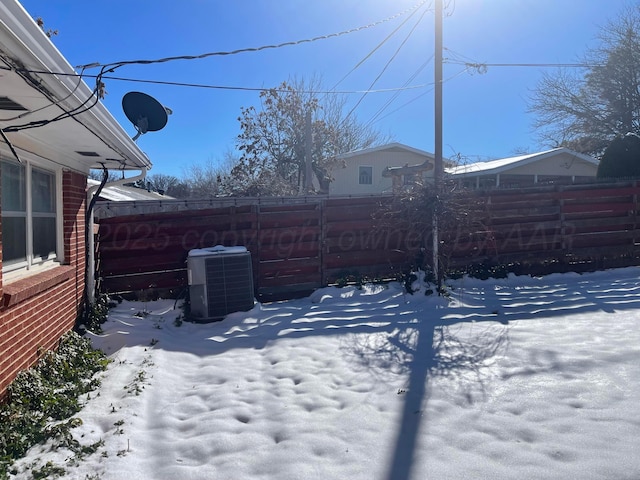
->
[146,173,181,196]
[530,5,640,156]
[88,169,121,183]
[181,152,239,198]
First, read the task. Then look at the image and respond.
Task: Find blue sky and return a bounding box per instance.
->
[18,0,630,177]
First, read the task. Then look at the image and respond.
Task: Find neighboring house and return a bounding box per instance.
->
[328,143,436,196]
[0,1,151,401]
[447,148,599,189]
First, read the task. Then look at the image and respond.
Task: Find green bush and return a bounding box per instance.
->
[80,294,111,334]
[0,332,109,478]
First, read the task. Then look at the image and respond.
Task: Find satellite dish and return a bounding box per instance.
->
[122,91,170,141]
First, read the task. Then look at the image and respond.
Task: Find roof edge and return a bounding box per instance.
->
[336,142,436,160]
[0,0,151,170]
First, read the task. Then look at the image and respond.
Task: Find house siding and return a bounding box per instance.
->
[330,149,433,196]
[0,170,86,402]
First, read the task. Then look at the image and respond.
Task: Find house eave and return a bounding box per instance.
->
[336,142,436,160]
[0,0,151,172]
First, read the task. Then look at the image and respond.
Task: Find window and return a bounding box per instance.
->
[1,160,59,273]
[359,166,373,185]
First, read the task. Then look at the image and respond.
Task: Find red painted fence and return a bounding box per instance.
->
[96,181,640,301]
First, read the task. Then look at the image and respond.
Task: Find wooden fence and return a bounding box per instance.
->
[96,196,418,301]
[96,181,640,301]
[439,181,640,269]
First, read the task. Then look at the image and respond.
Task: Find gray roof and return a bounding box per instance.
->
[88,179,173,201]
[446,148,598,177]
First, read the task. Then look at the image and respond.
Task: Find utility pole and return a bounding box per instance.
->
[304,110,313,194]
[433,0,443,289]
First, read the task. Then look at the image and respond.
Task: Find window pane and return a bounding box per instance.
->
[32,168,55,213]
[33,217,57,260]
[359,166,373,185]
[1,161,26,211]
[2,216,27,263]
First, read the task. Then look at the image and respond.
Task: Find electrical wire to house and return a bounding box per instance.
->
[0,65,89,122]
[2,65,104,133]
[2,1,429,134]
[0,127,22,163]
[3,70,430,95]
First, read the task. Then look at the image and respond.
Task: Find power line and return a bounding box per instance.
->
[443,47,603,71]
[445,60,602,70]
[76,0,431,71]
[364,56,434,128]
[457,62,601,68]
[344,4,431,122]
[3,1,430,134]
[368,65,471,126]
[330,1,433,91]
[10,69,431,94]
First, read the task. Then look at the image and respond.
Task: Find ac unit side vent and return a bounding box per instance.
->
[204,254,254,318]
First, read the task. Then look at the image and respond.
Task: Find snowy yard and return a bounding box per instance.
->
[12,268,640,479]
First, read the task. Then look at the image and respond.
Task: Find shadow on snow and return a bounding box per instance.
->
[98,267,640,480]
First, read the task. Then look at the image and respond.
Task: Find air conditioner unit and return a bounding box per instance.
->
[187,245,255,321]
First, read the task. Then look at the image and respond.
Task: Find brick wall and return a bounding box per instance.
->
[0,170,86,402]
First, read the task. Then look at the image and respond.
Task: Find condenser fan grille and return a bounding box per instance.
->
[204,254,254,318]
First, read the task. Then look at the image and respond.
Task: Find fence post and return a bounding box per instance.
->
[559,185,567,255]
[633,179,638,255]
[320,198,326,287]
[254,204,261,296]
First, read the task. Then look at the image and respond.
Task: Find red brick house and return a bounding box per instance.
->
[0,1,152,400]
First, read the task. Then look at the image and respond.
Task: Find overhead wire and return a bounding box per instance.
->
[368,64,472,126]
[2,81,101,132]
[444,0,456,17]
[343,3,431,123]
[0,127,23,163]
[0,65,88,122]
[364,55,433,128]
[3,1,429,134]
[2,0,602,140]
[4,69,430,94]
[77,0,430,72]
[444,49,601,70]
[329,1,433,92]
[3,64,107,132]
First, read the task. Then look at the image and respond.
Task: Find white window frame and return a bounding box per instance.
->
[359,165,373,185]
[1,154,63,280]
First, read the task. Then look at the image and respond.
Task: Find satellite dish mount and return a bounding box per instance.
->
[122,91,170,141]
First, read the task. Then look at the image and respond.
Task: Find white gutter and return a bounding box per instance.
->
[86,168,147,304]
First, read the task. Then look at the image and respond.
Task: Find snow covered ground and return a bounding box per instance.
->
[11,268,640,479]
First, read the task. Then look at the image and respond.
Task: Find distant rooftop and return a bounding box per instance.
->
[446,148,599,176]
[88,179,173,202]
